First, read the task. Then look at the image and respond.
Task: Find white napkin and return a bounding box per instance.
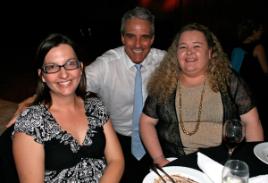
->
[197,152,223,183]
[249,174,268,183]
[197,152,268,183]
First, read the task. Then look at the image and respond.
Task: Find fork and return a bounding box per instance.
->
[154,164,176,183]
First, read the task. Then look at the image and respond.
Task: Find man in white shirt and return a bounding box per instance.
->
[85,7,166,183]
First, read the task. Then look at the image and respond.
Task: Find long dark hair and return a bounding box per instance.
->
[33,33,87,107]
[237,19,263,42]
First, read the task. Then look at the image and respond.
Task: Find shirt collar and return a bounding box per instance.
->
[123,48,150,70]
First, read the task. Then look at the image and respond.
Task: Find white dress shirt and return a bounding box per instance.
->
[85,46,166,136]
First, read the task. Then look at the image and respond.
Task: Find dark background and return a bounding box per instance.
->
[1,0,267,102]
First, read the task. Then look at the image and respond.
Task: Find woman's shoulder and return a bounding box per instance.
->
[84,92,106,110]
[16,105,45,127]
[228,70,246,85]
[226,70,253,96]
[13,104,47,140]
[253,43,265,55]
[84,92,101,103]
[17,104,45,122]
[242,41,262,53]
[84,92,109,125]
[85,91,98,98]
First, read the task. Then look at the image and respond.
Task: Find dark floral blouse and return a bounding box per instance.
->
[13,93,109,183]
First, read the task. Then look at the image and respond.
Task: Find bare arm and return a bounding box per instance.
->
[12,132,44,183]
[6,95,36,127]
[254,44,268,74]
[240,107,264,141]
[100,120,124,183]
[140,113,169,167]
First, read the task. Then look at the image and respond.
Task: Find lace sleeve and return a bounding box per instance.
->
[228,72,255,115]
[143,95,159,119]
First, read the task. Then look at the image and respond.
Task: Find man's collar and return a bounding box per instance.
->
[123,49,150,69]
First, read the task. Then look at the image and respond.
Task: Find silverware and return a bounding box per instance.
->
[150,165,167,183]
[154,164,176,183]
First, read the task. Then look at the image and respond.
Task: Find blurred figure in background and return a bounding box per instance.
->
[233,19,268,140]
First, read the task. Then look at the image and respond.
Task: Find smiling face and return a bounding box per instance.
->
[121,17,154,64]
[40,44,82,98]
[177,30,212,78]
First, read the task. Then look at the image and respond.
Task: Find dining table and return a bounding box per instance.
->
[166,141,268,178]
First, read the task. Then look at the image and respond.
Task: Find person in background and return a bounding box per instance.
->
[140,23,264,167]
[7,7,166,182]
[235,19,268,140]
[12,33,124,183]
[237,19,268,75]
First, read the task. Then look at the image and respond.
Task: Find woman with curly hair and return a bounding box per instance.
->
[140,23,264,167]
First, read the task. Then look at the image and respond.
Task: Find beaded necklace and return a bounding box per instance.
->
[178,80,206,136]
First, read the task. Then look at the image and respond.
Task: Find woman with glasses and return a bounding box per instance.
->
[12,33,124,183]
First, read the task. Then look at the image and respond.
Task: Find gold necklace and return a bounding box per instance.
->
[178,80,206,136]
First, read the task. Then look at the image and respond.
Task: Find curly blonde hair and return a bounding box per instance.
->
[147,23,232,103]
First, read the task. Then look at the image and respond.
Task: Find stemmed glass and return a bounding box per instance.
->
[222,119,245,157]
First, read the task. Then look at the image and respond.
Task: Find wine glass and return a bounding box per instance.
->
[222,159,249,183]
[222,119,245,157]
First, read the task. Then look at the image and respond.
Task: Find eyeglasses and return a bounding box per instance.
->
[42,59,81,74]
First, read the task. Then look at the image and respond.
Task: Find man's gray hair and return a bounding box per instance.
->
[120,6,155,36]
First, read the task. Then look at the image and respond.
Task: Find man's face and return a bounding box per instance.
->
[121,17,154,64]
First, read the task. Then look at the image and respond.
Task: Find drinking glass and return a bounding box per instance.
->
[222,119,245,157]
[222,159,249,183]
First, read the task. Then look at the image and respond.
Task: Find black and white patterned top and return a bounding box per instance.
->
[13,93,109,183]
